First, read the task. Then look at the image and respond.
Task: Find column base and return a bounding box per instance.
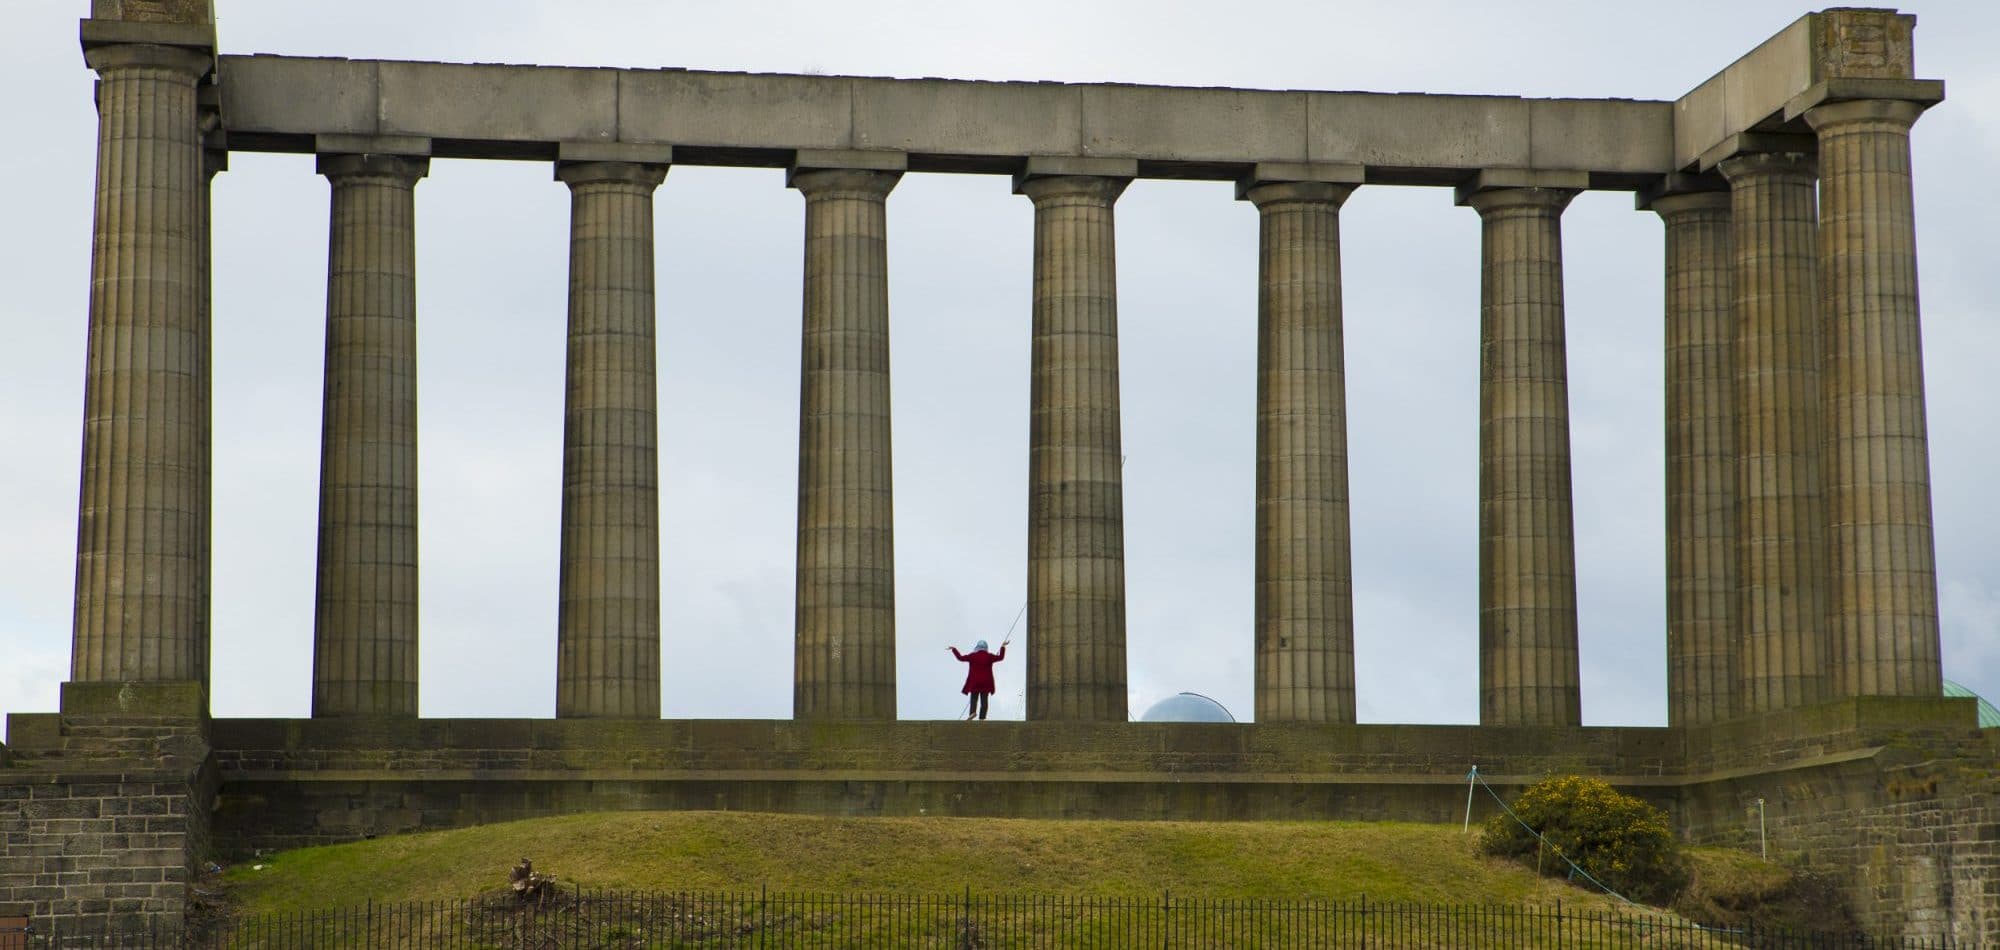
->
[59,679,209,719]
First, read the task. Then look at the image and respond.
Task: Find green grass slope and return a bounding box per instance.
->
[223,812,1673,918]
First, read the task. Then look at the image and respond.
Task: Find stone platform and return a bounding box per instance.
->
[4,694,1996,940]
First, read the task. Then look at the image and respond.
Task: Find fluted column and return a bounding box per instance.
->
[196,143,226,691]
[1805,98,1942,699]
[1644,184,1739,727]
[312,150,429,718]
[555,160,668,719]
[70,43,213,686]
[1719,149,1830,714]
[1463,181,1582,727]
[789,156,903,720]
[1019,162,1133,722]
[1240,170,1360,724]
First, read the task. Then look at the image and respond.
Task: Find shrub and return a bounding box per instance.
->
[1479,774,1689,904]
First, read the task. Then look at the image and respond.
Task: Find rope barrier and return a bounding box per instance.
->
[1465,765,1637,906]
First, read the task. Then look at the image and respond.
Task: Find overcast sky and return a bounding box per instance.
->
[3,0,1997,728]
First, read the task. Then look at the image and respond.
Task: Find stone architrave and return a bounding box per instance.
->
[1018,158,1135,723]
[554,158,669,719]
[1718,149,1830,714]
[311,149,429,718]
[1646,183,1739,727]
[788,152,904,720]
[1461,175,1584,728]
[1805,97,1943,699]
[70,43,214,687]
[1239,165,1362,724]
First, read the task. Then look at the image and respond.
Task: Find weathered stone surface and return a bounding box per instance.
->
[1021,174,1130,723]
[71,43,213,688]
[1242,180,1357,724]
[789,162,902,721]
[312,151,429,718]
[1650,187,1738,727]
[1465,185,1582,728]
[1675,10,1932,170]
[1719,149,1830,714]
[214,57,1672,181]
[1805,98,1942,700]
[554,161,668,720]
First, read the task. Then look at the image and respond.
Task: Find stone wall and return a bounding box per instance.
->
[1677,713,2000,946]
[4,694,1995,941]
[203,717,1682,855]
[0,685,213,937]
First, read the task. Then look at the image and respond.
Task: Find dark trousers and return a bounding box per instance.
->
[966,692,990,720]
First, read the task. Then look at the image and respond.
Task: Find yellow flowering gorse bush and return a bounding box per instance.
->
[1478,774,1689,904]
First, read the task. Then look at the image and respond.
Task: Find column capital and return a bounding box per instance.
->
[556,161,669,189]
[556,141,670,189]
[1802,96,1930,132]
[1783,78,1943,125]
[1696,132,1816,174]
[317,153,431,182]
[787,149,906,195]
[1646,189,1731,218]
[1241,181,1356,208]
[1715,148,1816,185]
[1461,186,1576,216]
[1234,161,1363,202]
[81,41,211,76]
[1635,172,1727,214]
[1012,156,1136,198]
[1454,168,1586,209]
[1017,175,1130,204]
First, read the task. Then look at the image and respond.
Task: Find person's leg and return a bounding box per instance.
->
[966,694,978,720]
[977,692,990,720]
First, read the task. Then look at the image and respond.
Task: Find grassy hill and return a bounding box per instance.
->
[224,811,1721,917]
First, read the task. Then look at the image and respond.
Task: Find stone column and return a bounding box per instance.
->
[196,140,226,691]
[1805,96,1943,699]
[1018,157,1136,722]
[1718,148,1830,714]
[1239,164,1363,724]
[787,150,905,720]
[554,154,669,719]
[70,42,213,687]
[311,145,429,718]
[1643,180,1738,727]
[1459,172,1586,728]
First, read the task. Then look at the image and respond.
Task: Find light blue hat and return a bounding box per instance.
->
[975,640,989,651]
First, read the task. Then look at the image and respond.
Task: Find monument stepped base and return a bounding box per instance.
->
[5,695,1995,941]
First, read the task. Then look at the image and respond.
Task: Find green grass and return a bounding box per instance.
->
[211,814,1809,948]
[225,812,1687,916]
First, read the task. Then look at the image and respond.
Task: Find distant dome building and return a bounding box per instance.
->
[1942,679,2000,729]
[1139,692,1237,723]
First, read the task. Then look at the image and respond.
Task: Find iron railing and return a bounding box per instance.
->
[24,888,1956,948]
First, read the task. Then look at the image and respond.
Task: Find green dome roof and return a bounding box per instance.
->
[1942,680,2000,729]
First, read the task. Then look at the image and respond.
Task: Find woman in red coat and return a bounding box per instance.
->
[949,638,1008,720]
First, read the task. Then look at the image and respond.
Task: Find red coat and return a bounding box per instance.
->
[951,645,1006,695]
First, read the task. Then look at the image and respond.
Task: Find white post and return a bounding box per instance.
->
[1757,798,1768,860]
[1463,765,1479,834]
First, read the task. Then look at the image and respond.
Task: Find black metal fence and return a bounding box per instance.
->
[23,889,1956,948]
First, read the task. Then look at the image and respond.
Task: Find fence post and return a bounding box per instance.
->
[1161,890,1170,950]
